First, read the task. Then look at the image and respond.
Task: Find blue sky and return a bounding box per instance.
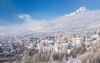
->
[0,0,100,26]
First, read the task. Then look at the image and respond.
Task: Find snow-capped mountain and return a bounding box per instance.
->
[22,6,100,36]
[0,6,100,36]
[49,6,100,34]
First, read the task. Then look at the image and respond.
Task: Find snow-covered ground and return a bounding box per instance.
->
[66,59,77,63]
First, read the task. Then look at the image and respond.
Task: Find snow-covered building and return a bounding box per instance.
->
[53,41,72,53]
[72,38,84,45]
[36,39,54,53]
[26,43,33,49]
[53,42,59,52]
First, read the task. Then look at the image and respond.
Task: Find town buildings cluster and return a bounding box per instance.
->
[0,29,100,63]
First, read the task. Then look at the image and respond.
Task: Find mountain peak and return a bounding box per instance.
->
[67,6,89,16]
[76,6,88,12]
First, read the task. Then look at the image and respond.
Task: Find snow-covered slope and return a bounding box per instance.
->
[49,7,100,34]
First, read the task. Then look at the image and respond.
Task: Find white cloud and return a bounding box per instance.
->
[18,14,33,22]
